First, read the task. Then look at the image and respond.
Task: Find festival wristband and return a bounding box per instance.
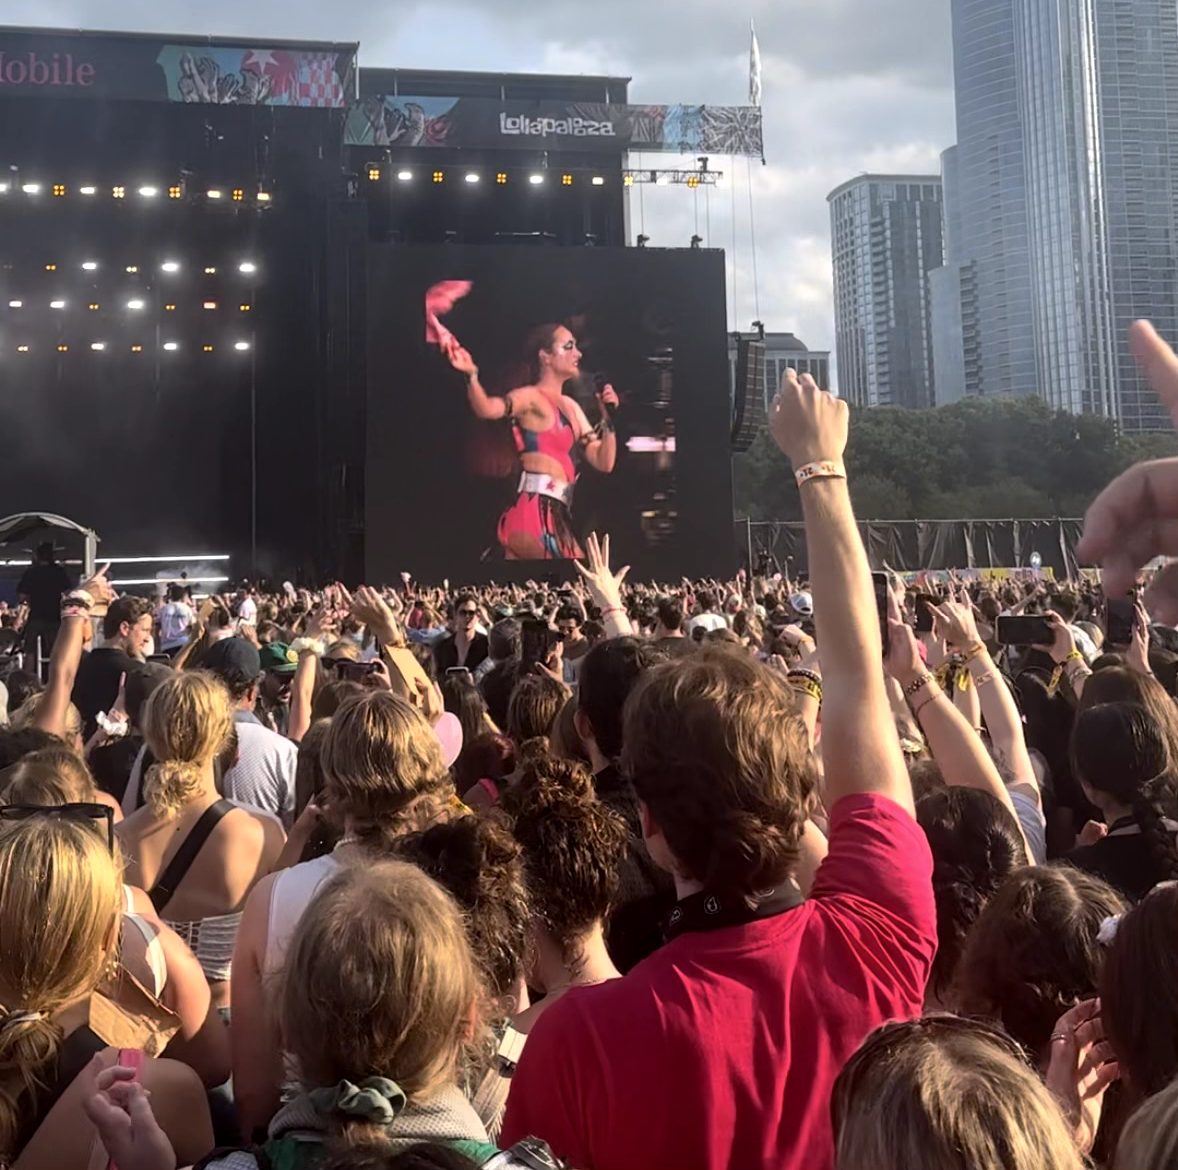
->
[794,460,847,487]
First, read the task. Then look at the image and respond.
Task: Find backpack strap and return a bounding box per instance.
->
[148,799,234,914]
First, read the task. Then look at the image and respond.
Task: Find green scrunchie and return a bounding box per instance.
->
[308,1077,407,1124]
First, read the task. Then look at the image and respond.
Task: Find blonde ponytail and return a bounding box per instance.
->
[141,671,233,821]
[144,759,206,820]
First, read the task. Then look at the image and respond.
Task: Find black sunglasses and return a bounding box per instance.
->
[458,609,478,618]
[0,802,115,853]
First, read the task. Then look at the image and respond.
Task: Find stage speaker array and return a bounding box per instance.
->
[730,337,766,453]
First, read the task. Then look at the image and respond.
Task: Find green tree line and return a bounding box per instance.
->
[733,395,1178,522]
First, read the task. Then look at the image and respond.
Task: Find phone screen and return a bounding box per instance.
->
[1106,598,1137,646]
[996,615,1055,647]
[915,594,937,634]
[520,619,551,668]
[872,572,891,655]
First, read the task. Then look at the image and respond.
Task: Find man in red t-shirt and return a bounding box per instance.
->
[501,372,937,1170]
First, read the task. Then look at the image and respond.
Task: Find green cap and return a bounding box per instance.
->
[259,642,300,674]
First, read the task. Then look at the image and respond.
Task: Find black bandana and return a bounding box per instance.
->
[664,884,805,942]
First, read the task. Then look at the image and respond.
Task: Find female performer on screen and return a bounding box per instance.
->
[442,323,619,560]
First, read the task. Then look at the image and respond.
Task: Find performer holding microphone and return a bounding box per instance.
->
[427,283,619,559]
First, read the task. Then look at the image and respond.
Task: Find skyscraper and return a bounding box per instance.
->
[828,175,944,409]
[933,0,1178,429]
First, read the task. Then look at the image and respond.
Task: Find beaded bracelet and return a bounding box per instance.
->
[903,672,935,699]
[787,667,822,687]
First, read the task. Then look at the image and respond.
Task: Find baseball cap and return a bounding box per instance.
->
[200,637,262,685]
[789,591,814,618]
[259,642,300,675]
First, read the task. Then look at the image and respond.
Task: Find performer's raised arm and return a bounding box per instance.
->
[445,338,510,421]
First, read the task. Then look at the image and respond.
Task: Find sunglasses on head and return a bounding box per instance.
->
[0,802,115,853]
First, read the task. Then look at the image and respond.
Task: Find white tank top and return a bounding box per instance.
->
[262,852,342,978]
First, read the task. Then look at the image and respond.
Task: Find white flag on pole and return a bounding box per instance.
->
[749,19,763,107]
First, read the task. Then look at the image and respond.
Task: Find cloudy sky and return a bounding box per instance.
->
[11,0,957,370]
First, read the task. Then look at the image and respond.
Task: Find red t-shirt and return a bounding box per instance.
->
[501,792,936,1170]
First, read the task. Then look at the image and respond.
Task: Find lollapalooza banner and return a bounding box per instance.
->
[0,29,356,107]
[345,95,764,156]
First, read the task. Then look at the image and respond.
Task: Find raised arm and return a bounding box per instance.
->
[445,340,509,420]
[886,613,1031,858]
[574,533,633,639]
[33,567,115,738]
[769,372,912,813]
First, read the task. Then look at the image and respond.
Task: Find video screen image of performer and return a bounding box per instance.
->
[426,281,620,560]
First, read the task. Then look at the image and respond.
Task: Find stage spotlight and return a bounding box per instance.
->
[164,304,176,312]
[8,300,21,308]
[44,264,57,272]
[239,304,252,312]
[234,340,251,351]
[432,171,444,184]
[238,261,257,274]
[81,261,98,271]
[168,185,183,200]
[21,182,40,195]
[52,184,66,197]
[87,303,99,311]
[528,174,545,186]
[464,172,480,184]
[126,298,145,310]
[16,345,28,353]
[623,175,634,187]
[0,183,9,193]
[138,185,159,198]
[49,299,66,309]
[636,235,649,248]
[591,176,605,186]
[79,185,96,196]
[204,266,217,274]
[130,344,143,353]
[90,341,106,351]
[690,235,703,249]
[112,186,126,199]
[161,260,180,273]
[203,301,217,310]
[232,189,245,202]
[686,175,700,189]
[202,344,214,352]
[125,265,139,274]
[207,189,223,200]
[496,172,508,185]
[367,165,381,182]
[396,170,413,182]
[561,174,573,186]
[57,344,68,352]
[163,341,179,351]
[256,191,271,203]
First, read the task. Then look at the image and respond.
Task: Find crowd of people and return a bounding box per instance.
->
[4,319,1178,1168]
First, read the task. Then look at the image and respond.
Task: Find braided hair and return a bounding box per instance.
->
[1072,701,1178,890]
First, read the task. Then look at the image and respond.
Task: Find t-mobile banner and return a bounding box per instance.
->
[345,96,764,156]
[0,29,356,107]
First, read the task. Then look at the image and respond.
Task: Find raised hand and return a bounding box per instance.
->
[1079,321,1178,613]
[1039,610,1077,665]
[769,369,849,469]
[1125,600,1153,677]
[350,585,401,647]
[574,532,630,611]
[80,563,116,606]
[1044,999,1120,1156]
[929,591,983,651]
[447,343,478,377]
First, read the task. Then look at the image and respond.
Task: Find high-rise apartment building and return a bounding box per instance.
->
[828,175,944,409]
[932,0,1178,430]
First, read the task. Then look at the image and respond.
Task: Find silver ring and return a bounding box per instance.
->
[1049,1031,1070,1043]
